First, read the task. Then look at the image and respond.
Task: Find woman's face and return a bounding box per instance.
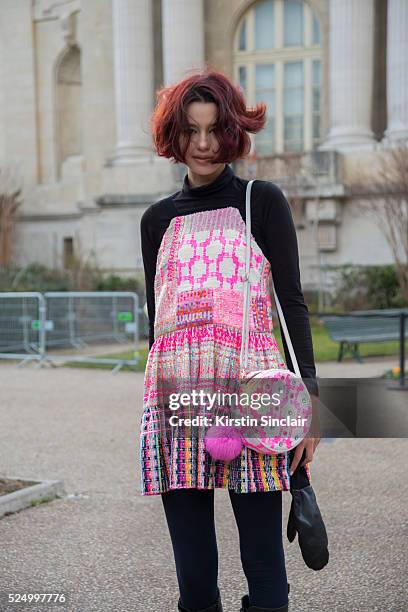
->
[180,101,226,185]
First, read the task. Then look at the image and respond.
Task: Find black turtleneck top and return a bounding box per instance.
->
[140,164,319,397]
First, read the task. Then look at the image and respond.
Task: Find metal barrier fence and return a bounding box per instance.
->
[0,292,44,356]
[0,291,141,373]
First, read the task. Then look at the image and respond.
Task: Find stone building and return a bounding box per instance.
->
[0,0,406,295]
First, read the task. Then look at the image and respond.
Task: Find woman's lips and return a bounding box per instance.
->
[194,157,213,163]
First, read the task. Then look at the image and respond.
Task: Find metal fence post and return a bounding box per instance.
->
[398,312,406,389]
[38,294,47,365]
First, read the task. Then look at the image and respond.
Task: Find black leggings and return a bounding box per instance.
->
[161,488,288,611]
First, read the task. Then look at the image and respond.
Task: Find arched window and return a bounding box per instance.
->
[234,0,322,155]
[55,45,82,177]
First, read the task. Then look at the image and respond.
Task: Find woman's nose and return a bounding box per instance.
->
[197,135,211,149]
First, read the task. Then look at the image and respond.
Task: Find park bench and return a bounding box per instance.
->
[321,309,408,362]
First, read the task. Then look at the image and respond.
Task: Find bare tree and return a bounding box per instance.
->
[64,241,101,291]
[0,168,22,266]
[353,145,408,302]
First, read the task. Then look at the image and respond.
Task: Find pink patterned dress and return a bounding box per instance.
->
[140,205,308,495]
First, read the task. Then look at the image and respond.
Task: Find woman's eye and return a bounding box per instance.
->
[187,128,216,134]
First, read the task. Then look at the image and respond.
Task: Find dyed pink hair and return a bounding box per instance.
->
[150,66,267,164]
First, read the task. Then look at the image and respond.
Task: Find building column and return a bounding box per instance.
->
[383,0,408,144]
[112,0,153,163]
[0,0,38,188]
[320,0,376,151]
[162,0,204,85]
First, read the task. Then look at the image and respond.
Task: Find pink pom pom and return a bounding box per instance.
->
[204,425,243,461]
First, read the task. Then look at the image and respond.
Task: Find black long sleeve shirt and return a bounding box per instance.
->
[140,163,319,397]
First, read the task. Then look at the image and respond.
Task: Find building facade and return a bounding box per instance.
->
[0,0,407,294]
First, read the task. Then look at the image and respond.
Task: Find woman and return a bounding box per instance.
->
[140,69,320,612]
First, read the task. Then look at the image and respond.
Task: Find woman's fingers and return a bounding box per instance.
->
[300,437,321,467]
[290,434,321,475]
[289,442,305,475]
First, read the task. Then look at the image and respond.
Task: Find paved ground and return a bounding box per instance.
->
[0,360,407,612]
[316,355,399,379]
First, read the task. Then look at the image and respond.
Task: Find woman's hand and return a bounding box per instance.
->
[289,394,321,475]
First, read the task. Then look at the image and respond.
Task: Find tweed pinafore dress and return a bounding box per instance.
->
[140,205,303,495]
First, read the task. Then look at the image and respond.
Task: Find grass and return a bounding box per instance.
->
[30,497,53,507]
[63,321,402,372]
[274,322,401,362]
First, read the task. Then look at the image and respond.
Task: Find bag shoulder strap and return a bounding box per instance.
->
[239,179,301,378]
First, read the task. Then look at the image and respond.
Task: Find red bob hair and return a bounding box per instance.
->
[150,67,267,165]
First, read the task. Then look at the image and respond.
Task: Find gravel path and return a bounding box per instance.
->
[0,363,407,612]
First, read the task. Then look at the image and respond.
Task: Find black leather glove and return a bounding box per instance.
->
[287,448,329,571]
